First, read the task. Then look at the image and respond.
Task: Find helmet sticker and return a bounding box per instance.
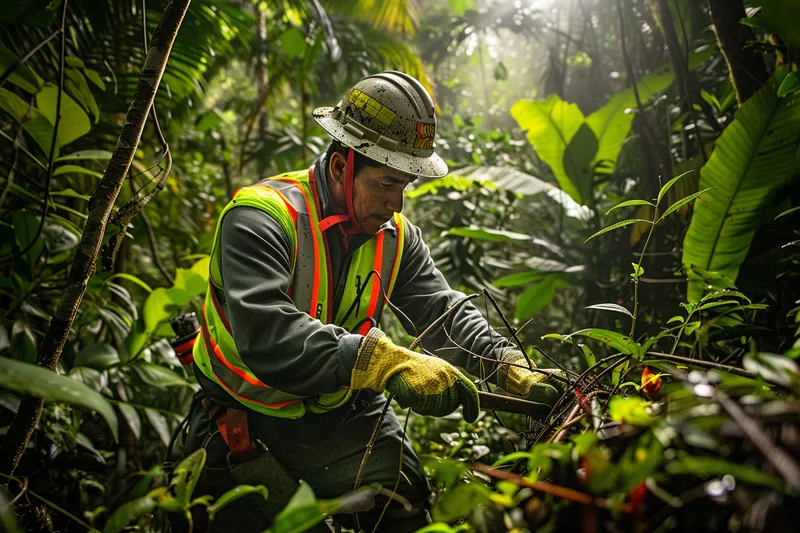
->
[347,89,396,126]
[414,122,435,149]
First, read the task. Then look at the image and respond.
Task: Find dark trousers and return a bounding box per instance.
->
[183,390,432,532]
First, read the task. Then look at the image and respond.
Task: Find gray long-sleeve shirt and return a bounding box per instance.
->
[206,162,511,400]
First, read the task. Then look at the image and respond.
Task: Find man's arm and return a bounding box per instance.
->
[390,218,512,379]
[218,207,362,396]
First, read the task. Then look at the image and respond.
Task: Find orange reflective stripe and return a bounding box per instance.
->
[202,303,271,389]
[359,231,385,335]
[198,329,302,410]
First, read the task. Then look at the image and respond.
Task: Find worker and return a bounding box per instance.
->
[180,70,564,533]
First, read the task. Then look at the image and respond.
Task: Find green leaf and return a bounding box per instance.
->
[143,288,183,334]
[108,273,153,293]
[83,68,106,91]
[173,268,207,297]
[511,94,593,204]
[447,0,475,15]
[0,47,41,93]
[0,356,118,441]
[585,303,633,318]
[36,83,91,152]
[170,449,207,508]
[494,61,508,81]
[492,271,545,288]
[103,496,157,533]
[743,352,798,388]
[208,485,269,521]
[682,69,800,301]
[55,149,112,161]
[562,122,599,203]
[446,226,531,242]
[267,481,327,533]
[657,188,712,222]
[605,199,654,215]
[65,67,100,123]
[450,165,554,196]
[0,87,54,154]
[746,0,800,54]
[566,329,640,356]
[280,28,306,59]
[74,343,119,370]
[584,219,652,243]
[52,164,103,178]
[608,396,655,426]
[778,71,800,97]
[118,402,142,440]
[132,362,189,388]
[432,482,491,523]
[515,275,561,320]
[657,170,694,206]
[144,408,171,446]
[12,209,44,263]
[666,454,782,489]
[775,205,800,220]
[578,343,596,367]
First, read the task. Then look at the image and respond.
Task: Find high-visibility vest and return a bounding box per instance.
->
[192,168,407,418]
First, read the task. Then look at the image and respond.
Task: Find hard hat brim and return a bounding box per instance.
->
[313,106,449,178]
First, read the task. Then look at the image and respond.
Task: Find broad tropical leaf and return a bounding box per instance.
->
[511,94,595,204]
[0,356,118,441]
[682,70,800,301]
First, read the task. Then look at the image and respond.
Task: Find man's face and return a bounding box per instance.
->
[352,165,416,234]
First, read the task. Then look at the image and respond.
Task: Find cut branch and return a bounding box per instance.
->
[0,0,192,478]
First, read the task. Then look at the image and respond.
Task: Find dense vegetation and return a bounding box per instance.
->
[1,0,799,532]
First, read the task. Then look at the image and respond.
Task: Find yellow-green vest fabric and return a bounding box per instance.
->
[193,169,406,418]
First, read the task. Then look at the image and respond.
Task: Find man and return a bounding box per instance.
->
[182,71,563,532]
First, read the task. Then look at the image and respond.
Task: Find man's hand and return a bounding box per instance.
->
[496,349,566,406]
[351,329,480,422]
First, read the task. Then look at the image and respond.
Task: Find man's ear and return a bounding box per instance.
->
[328,151,346,184]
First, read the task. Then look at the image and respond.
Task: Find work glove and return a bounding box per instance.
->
[496,349,566,407]
[351,329,480,422]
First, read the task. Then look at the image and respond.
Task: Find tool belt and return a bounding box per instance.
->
[200,398,301,521]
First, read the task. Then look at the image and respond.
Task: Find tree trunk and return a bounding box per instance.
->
[0,0,192,478]
[708,0,769,105]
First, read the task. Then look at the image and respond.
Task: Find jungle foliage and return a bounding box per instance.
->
[0,0,799,532]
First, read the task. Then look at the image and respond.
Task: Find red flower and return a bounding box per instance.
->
[641,367,662,400]
[628,480,647,509]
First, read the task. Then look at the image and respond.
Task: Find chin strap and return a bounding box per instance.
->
[317,148,363,237]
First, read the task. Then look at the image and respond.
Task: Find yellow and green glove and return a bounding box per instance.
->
[496,349,566,406]
[351,329,480,422]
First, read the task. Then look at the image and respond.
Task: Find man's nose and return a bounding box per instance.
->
[386,190,404,214]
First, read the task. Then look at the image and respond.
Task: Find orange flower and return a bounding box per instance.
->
[641,367,662,400]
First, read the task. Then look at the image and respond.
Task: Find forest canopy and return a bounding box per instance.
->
[1,0,799,532]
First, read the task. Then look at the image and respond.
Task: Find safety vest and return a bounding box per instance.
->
[192,168,406,418]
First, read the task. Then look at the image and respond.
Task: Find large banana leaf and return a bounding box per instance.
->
[682,70,800,301]
[511,95,593,204]
[512,47,714,205]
